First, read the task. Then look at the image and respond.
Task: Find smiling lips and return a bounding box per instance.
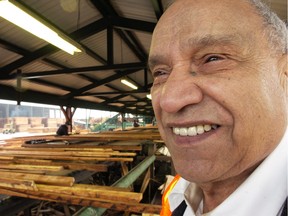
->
[173,124,219,136]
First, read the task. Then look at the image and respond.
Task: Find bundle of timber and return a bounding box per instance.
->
[0,171,161,214]
[9,128,162,144]
[0,146,137,170]
[0,137,162,214]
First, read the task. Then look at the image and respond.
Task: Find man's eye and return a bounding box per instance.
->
[205,55,223,63]
[153,70,166,78]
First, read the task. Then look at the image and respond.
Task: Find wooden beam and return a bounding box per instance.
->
[12,159,108,172]
[35,184,142,203]
[13,155,134,162]
[0,178,37,191]
[0,171,75,186]
[0,188,161,214]
[22,144,142,151]
[140,168,151,194]
[0,164,63,172]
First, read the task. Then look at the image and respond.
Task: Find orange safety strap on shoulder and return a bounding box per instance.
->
[160,174,181,216]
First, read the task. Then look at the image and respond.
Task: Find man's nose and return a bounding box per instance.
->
[159,73,203,113]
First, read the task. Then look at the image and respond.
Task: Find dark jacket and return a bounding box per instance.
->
[56,124,68,136]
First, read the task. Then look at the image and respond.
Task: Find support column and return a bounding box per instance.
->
[121,113,126,131]
[60,106,76,133]
[16,69,22,106]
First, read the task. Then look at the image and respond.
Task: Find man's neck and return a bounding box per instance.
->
[199,163,260,213]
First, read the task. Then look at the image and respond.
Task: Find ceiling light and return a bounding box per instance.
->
[146,94,152,100]
[121,78,138,90]
[0,0,81,55]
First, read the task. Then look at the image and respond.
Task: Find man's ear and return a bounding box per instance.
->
[278,54,288,96]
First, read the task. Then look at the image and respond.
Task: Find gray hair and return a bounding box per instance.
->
[246,0,287,54]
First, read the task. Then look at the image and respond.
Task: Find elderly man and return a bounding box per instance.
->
[149,0,287,215]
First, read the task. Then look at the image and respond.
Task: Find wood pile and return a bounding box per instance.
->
[0,129,162,214]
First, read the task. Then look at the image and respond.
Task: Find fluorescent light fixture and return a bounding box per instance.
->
[121,78,138,90]
[146,94,152,100]
[0,0,81,55]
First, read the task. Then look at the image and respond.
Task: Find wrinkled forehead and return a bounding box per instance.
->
[150,0,264,52]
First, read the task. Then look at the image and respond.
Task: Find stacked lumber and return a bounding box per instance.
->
[0,171,161,213]
[14,131,162,143]
[0,135,162,214]
[27,117,45,133]
[0,146,137,170]
[9,117,31,132]
[42,118,63,132]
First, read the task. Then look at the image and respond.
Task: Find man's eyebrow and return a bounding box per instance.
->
[148,35,242,70]
[186,34,242,50]
[147,55,167,71]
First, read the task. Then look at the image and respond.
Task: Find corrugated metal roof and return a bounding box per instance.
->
[20,61,58,73]
[0,47,22,67]
[113,32,140,64]
[0,0,286,116]
[21,0,102,32]
[0,19,48,51]
[84,70,118,80]
[82,30,107,61]
[75,95,105,103]
[111,0,157,22]
[40,74,92,89]
[0,79,69,95]
[48,51,102,68]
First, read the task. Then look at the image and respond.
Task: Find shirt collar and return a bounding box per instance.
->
[168,127,288,215]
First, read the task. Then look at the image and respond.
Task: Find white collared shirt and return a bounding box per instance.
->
[168,128,288,216]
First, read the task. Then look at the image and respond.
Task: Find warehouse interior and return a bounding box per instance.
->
[0,0,287,215]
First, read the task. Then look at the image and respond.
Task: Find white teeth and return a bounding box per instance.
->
[173,124,218,136]
[179,128,188,136]
[187,126,197,136]
[173,127,180,135]
[196,125,204,134]
[204,124,212,131]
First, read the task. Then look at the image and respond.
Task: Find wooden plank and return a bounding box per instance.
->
[75,184,132,192]
[22,144,142,151]
[0,169,46,174]
[121,162,129,176]
[0,150,111,157]
[140,169,151,194]
[0,149,136,158]
[0,164,63,172]
[0,188,161,214]
[0,156,14,160]
[35,184,142,202]
[10,132,161,143]
[0,147,114,152]
[121,162,133,191]
[14,155,134,162]
[13,159,53,163]
[12,159,108,172]
[0,171,75,186]
[0,178,38,191]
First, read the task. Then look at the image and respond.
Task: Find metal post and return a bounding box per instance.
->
[77,155,156,216]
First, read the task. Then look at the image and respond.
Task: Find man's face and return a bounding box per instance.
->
[149,0,287,183]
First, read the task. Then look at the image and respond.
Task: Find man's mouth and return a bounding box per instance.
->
[173,124,219,136]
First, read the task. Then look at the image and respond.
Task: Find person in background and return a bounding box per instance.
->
[133,119,140,127]
[56,121,70,136]
[149,0,287,215]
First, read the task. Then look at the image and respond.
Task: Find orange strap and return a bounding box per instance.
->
[160,174,181,216]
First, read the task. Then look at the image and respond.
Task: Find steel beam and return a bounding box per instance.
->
[77,155,156,216]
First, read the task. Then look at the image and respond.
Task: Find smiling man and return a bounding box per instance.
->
[149,0,287,215]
